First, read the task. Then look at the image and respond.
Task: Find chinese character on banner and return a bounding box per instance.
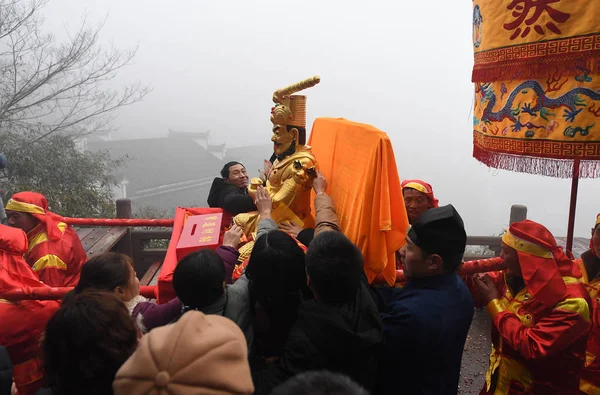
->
[202,228,215,234]
[205,216,218,221]
[202,222,216,228]
[504,0,570,39]
[199,236,214,243]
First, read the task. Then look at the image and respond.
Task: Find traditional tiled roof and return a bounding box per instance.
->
[88,138,222,210]
[167,129,210,139]
[207,143,226,152]
[224,144,273,177]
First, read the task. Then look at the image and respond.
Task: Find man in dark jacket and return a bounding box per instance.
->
[207,161,256,215]
[375,205,474,395]
[252,231,383,394]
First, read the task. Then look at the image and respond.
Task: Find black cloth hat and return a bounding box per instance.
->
[407,204,467,257]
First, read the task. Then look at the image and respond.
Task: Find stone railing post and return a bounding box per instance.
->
[509,204,527,225]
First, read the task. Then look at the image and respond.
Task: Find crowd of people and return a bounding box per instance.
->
[0,160,599,394]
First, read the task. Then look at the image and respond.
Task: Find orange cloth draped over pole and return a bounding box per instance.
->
[472,0,600,253]
[307,118,409,286]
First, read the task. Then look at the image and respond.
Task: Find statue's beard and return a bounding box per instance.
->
[275,140,296,161]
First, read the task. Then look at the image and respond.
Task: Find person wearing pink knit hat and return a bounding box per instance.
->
[113,310,254,395]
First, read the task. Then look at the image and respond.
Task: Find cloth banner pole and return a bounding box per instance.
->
[566,159,580,253]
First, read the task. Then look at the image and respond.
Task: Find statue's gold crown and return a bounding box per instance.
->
[271,76,320,129]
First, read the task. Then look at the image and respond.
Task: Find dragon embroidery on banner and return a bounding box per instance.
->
[476,80,600,138]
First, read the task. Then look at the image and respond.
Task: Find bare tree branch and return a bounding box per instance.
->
[0,0,46,40]
[0,0,150,141]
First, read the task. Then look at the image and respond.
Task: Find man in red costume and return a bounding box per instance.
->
[577,213,600,394]
[0,224,60,395]
[466,220,590,394]
[401,179,439,224]
[5,192,86,287]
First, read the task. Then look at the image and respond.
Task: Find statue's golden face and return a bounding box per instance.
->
[271,125,296,156]
[292,158,317,185]
[270,104,296,156]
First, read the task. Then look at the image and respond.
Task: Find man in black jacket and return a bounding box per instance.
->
[375,205,474,395]
[207,161,256,215]
[252,231,383,394]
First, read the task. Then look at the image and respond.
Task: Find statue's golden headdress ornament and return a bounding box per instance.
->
[271,76,320,130]
[272,76,321,104]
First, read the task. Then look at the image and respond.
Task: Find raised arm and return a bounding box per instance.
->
[218,224,244,283]
[255,185,278,239]
[313,172,341,235]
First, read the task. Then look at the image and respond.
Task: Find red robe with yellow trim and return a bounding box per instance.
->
[0,224,60,395]
[465,270,590,394]
[577,250,600,395]
[26,222,86,287]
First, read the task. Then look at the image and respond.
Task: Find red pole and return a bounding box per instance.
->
[372,256,507,285]
[393,256,506,283]
[59,217,174,227]
[0,285,157,301]
[566,159,580,254]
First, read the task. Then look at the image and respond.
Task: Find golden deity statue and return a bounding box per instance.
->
[234,76,320,238]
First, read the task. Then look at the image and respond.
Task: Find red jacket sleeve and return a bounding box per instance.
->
[461,269,504,308]
[487,297,590,359]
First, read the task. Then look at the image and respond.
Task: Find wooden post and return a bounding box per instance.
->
[566,159,580,254]
[115,198,133,259]
[509,205,527,225]
[116,199,132,219]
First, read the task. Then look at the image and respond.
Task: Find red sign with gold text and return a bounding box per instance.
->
[176,213,223,262]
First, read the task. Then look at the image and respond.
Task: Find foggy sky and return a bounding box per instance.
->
[42,0,600,239]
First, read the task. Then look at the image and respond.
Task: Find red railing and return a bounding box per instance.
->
[394,257,505,283]
[60,217,174,227]
[0,198,518,301]
[0,285,158,301]
[0,258,506,301]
